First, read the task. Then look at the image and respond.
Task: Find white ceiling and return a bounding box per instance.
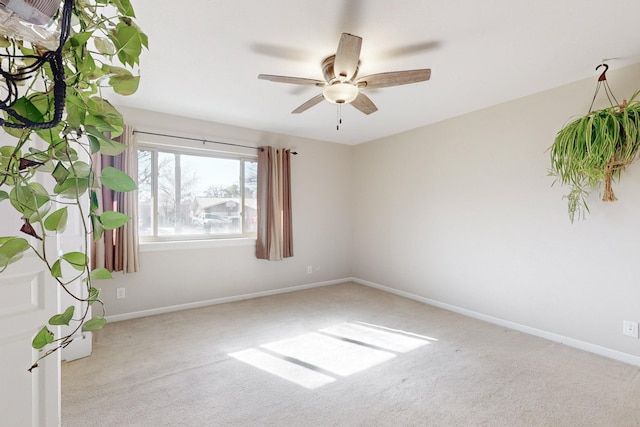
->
[113,0,640,145]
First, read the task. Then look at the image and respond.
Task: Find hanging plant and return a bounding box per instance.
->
[0,0,146,370]
[549,65,640,222]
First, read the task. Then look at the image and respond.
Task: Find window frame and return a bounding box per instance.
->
[137,140,258,244]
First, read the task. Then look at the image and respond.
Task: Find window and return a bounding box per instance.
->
[137,145,257,241]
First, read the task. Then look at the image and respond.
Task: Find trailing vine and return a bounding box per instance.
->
[0,0,146,370]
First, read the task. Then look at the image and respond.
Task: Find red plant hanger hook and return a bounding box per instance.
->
[596,63,609,82]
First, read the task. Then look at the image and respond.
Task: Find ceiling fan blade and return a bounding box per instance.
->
[292,94,325,114]
[258,74,325,86]
[357,69,431,89]
[333,33,362,81]
[350,93,378,115]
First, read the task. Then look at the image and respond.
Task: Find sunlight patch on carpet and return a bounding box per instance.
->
[228,322,434,389]
[321,322,433,353]
[229,348,336,389]
[262,332,395,377]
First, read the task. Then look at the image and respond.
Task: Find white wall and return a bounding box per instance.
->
[102,107,353,317]
[352,63,640,360]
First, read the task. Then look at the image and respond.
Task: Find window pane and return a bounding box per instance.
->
[186,155,241,236]
[244,160,257,233]
[137,147,254,240]
[157,152,178,235]
[137,150,153,236]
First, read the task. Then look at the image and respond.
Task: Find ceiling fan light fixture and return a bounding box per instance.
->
[323,82,358,104]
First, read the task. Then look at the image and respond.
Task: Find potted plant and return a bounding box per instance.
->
[0,0,146,370]
[549,69,640,222]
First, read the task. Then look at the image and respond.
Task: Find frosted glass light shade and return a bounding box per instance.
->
[323,83,358,104]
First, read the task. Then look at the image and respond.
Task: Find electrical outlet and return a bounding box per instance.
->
[623,320,638,338]
[307,265,313,274]
[116,287,126,299]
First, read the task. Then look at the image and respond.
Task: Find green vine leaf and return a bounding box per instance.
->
[62,252,89,271]
[85,126,127,155]
[48,306,75,326]
[32,327,55,350]
[82,316,107,332]
[44,207,69,233]
[112,0,135,16]
[88,287,100,305]
[94,37,116,56]
[0,237,30,270]
[113,22,143,67]
[53,177,90,199]
[0,190,8,202]
[89,268,113,280]
[12,97,44,123]
[51,162,70,185]
[9,183,51,221]
[99,211,130,229]
[110,74,140,95]
[65,92,88,129]
[101,166,137,192]
[51,259,62,278]
[91,213,105,241]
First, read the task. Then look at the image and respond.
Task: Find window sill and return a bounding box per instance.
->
[139,237,256,252]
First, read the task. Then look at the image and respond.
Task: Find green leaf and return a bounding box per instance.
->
[85,114,117,132]
[88,135,100,154]
[113,23,142,67]
[62,252,88,271]
[90,190,99,212]
[69,161,91,178]
[89,268,112,280]
[100,139,127,156]
[91,214,105,241]
[44,207,68,232]
[94,37,116,56]
[0,190,8,202]
[32,326,54,350]
[101,167,136,192]
[82,316,107,332]
[109,74,140,96]
[51,259,62,278]
[0,237,30,269]
[78,52,96,76]
[88,287,100,305]
[9,183,51,221]
[99,211,130,230]
[113,0,135,16]
[53,177,89,199]
[65,92,87,129]
[85,126,127,155]
[69,32,92,47]
[48,306,75,326]
[12,97,44,123]
[52,162,70,185]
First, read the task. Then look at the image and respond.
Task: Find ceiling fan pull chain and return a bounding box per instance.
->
[337,104,343,131]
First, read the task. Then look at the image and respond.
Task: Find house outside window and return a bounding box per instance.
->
[137,144,257,241]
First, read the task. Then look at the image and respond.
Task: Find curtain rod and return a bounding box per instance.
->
[133,130,298,154]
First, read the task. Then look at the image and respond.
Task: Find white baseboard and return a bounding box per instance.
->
[351,277,640,368]
[106,278,348,323]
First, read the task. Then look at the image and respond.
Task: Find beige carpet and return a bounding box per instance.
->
[63,282,640,426]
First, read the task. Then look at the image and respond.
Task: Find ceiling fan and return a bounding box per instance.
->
[258,33,431,115]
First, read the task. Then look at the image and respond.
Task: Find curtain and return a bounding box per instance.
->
[91,125,140,273]
[256,146,293,260]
